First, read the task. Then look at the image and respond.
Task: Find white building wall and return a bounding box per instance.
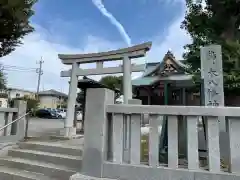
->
[0,98,8,108]
[8,89,35,99]
[39,96,59,109]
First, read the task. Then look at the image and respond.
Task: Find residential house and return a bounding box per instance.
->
[38,89,67,109]
[0,90,9,107]
[7,88,36,99]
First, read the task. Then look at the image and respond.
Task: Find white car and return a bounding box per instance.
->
[55,109,66,119]
[58,111,66,119]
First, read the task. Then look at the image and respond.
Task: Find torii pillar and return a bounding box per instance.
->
[58,42,152,137]
[123,56,132,103]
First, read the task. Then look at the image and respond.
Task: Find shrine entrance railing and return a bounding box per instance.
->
[81,88,240,180]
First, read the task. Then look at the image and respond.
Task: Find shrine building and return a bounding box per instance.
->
[132,51,200,106]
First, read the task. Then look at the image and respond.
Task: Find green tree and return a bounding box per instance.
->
[76,90,85,109]
[181,0,240,95]
[0,67,6,89]
[11,95,39,113]
[99,75,122,91]
[99,75,122,99]
[0,0,37,57]
[76,75,123,108]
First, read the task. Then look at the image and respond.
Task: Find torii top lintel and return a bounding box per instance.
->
[58,42,152,65]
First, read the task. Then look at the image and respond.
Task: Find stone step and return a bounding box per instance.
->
[8,148,82,170]
[0,157,77,180]
[70,173,117,180]
[18,141,83,156]
[0,166,56,180]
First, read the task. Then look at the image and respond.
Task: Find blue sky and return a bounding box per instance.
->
[0,0,191,93]
[32,0,183,47]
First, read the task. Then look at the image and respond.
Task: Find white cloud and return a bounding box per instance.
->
[0,1,191,94]
[147,15,191,62]
[132,2,191,78]
[0,26,122,94]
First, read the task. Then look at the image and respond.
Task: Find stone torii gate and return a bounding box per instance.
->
[58,42,152,137]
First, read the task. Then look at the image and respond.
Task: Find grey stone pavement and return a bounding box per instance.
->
[27,117,64,137]
[0,117,83,158]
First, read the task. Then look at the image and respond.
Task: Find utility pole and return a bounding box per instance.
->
[36,57,44,97]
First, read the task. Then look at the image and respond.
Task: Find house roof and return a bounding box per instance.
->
[38,89,67,97]
[7,88,35,94]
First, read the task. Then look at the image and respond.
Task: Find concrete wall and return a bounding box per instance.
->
[0,111,6,136]
[0,100,27,142]
[71,162,240,180]
[101,163,240,180]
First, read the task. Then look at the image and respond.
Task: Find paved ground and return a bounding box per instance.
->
[26,117,84,147]
[27,117,64,137]
[0,117,83,154]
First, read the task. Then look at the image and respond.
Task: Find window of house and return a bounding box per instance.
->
[16,93,20,97]
[0,101,3,107]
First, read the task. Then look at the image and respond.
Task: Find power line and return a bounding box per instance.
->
[3,69,36,72]
[2,65,37,71]
[0,64,38,73]
[1,67,36,73]
[0,64,59,75]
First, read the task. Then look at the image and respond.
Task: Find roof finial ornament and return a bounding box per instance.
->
[166,48,175,59]
[167,48,172,54]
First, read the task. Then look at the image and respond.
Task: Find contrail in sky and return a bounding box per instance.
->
[92,0,132,46]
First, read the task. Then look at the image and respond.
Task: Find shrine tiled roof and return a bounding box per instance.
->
[132,74,193,86]
[132,50,192,87]
[132,76,159,86]
[142,62,159,77]
[142,51,188,77]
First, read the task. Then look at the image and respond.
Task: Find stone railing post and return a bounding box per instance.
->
[82,88,114,177]
[11,100,27,138]
[122,99,142,163]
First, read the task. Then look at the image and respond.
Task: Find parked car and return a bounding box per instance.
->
[56,109,66,119]
[50,109,61,119]
[35,109,58,119]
